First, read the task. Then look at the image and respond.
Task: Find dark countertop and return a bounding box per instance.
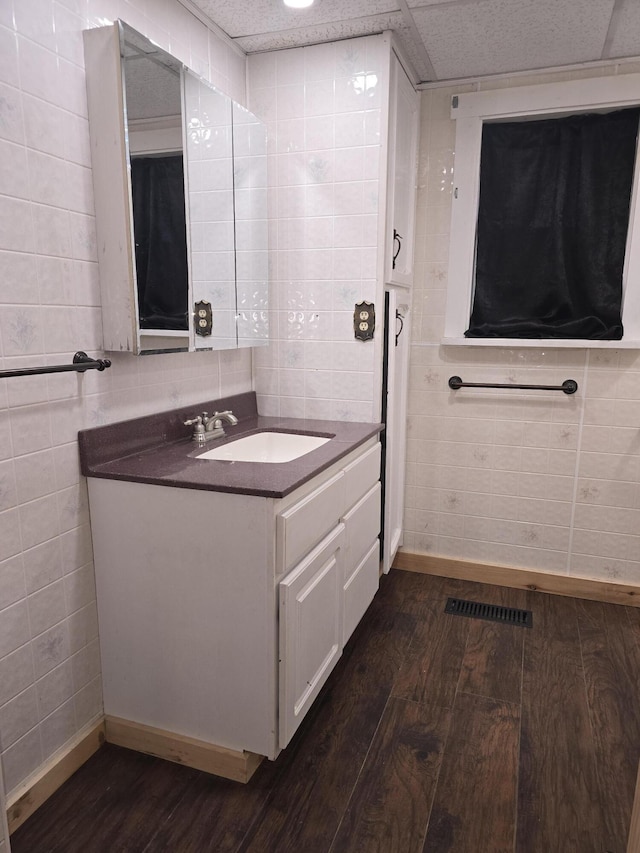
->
[78,391,383,498]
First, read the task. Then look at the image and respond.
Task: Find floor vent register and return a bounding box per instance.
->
[445,597,533,628]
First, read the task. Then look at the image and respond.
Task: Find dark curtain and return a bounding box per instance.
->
[465,108,640,339]
[130,155,189,331]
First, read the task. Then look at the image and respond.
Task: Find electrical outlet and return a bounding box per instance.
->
[354,301,374,341]
[194,300,212,336]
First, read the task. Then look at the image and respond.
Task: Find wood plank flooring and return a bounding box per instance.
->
[10,570,640,853]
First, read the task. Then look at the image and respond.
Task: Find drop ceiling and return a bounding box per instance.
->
[185,0,640,84]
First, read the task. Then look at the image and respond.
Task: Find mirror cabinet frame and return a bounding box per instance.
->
[83,20,268,355]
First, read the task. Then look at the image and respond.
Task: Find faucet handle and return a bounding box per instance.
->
[184,415,206,442]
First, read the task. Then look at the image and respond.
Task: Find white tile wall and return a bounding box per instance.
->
[248,36,385,422]
[408,63,640,585]
[0,0,251,800]
[4,1,638,831]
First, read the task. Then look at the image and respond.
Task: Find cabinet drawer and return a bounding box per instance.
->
[279,524,345,748]
[342,481,381,570]
[277,470,345,574]
[343,539,379,645]
[343,442,381,510]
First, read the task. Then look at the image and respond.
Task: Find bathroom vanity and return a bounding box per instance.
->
[79,393,382,780]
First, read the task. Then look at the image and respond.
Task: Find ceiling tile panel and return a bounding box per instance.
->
[194,0,399,38]
[405,0,462,6]
[235,12,405,53]
[412,0,615,80]
[189,0,638,82]
[391,23,435,81]
[605,0,640,59]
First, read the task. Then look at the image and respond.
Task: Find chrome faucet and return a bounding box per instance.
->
[184,410,238,445]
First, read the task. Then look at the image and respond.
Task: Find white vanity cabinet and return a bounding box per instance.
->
[87,437,381,775]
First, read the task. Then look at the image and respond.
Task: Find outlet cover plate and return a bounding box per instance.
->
[354,301,374,341]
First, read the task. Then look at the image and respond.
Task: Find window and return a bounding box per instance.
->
[444,74,640,347]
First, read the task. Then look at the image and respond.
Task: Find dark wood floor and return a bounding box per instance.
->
[11,570,640,853]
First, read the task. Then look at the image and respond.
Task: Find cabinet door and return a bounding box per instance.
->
[279,524,345,748]
[382,288,410,573]
[183,70,236,351]
[343,539,380,646]
[385,55,420,288]
[342,483,381,643]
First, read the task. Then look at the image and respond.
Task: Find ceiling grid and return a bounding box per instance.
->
[183,0,640,83]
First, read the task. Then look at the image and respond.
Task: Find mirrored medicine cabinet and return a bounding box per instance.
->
[83,21,268,355]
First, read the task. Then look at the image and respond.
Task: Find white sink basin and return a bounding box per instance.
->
[197,431,331,463]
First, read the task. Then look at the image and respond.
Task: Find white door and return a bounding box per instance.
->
[278,524,345,748]
[382,288,410,573]
[385,54,420,288]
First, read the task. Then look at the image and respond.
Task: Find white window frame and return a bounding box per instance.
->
[444,73,640,348]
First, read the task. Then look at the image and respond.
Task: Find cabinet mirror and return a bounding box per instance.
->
[83,21,269,354]
[232,101,269,349]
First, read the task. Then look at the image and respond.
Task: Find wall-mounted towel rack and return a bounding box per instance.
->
[448,376,578,394]
[0,351,111,380]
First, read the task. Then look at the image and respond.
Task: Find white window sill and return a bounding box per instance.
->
[442,337,640,349]
[139,329,189,338]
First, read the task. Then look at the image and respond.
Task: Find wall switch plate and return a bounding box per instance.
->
[354,301,375,341]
